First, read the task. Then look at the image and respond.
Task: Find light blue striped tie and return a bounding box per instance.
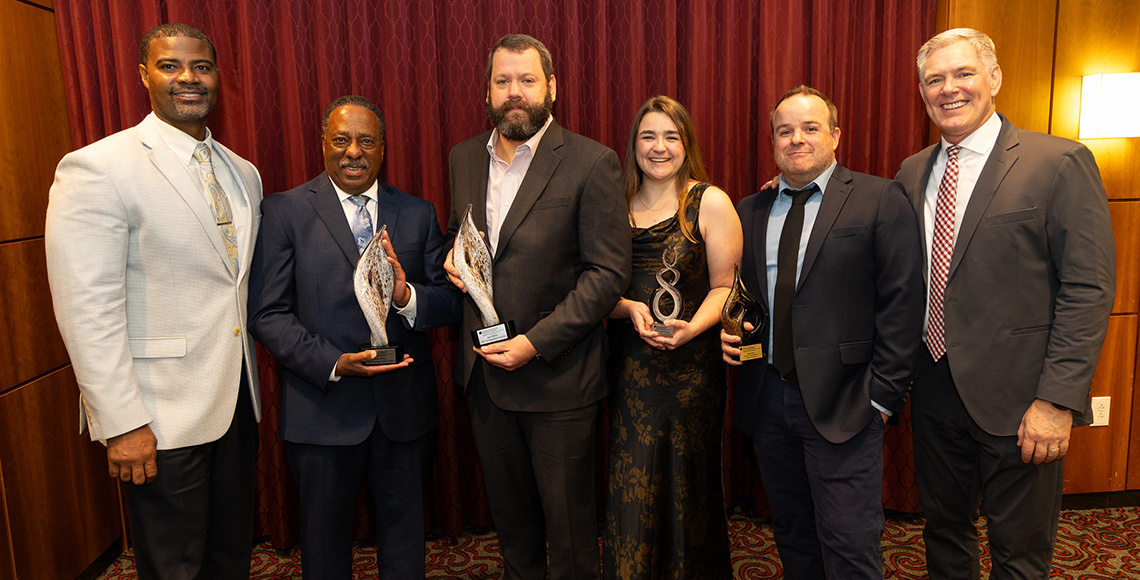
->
[193,143,239,275]
[348,194,374,254]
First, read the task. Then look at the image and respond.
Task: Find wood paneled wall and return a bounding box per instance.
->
[0,0,124,577]
[940,0,1140,494]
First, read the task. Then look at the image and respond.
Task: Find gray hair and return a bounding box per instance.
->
[916,28,998,79]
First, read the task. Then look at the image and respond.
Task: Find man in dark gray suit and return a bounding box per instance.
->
[896,28,1115,579]
[722,86,925,579]
[443,34,631,580]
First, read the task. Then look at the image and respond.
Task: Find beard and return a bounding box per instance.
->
[161,84,215,123]
[486,92,553,141]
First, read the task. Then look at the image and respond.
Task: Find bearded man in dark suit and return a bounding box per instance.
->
[443,34,631,580]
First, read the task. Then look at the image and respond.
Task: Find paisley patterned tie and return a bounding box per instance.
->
[348,194,374,254]
[193,143,239,275]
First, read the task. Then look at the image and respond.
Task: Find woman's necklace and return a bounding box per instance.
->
[634,192,675,212]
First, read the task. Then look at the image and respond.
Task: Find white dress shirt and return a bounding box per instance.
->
[328,177,417,380]
[920,112,1002,336]
[149,112,252,265]
[484,115,554,254]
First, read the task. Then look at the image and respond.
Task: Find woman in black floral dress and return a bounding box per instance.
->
[604,96,743,579]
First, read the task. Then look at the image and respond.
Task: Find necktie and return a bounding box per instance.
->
[348,195,374,254]
[771,183,819,378]
[193,143,239,275]
[927,144,962,361]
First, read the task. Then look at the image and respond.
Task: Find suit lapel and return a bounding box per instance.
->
[138,119,236,278]
[949,117,1018,278]
[494,122,564,258]
[464,133,492,234]
[900,144,939,278]
[751,189,778,306]
[213,143,259,279]
[309,174,362,266]
[798,165,852,287]
[377,182,402,240]
[907,146,937,239]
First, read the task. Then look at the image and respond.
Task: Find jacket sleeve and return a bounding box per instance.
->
[1036,143,1115,412]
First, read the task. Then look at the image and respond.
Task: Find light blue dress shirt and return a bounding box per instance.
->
[762,161,890,416]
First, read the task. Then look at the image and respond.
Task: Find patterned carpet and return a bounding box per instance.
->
[94,507,1140,579]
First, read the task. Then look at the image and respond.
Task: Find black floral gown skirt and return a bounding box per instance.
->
[603,184,731,579]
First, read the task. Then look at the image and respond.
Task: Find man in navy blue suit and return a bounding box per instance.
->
[722,86,925,579]
[249,95,461,579]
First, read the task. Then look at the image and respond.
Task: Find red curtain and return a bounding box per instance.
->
[54,0,934,548]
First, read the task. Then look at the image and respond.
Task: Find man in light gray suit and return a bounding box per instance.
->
[896,28,1115,579]
[45,23,261,579]
[444,34,631,580]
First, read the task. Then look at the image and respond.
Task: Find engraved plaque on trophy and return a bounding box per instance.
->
[650,245,683,337]
[354,224,405,366]
[720,263,768,361]
[453,204,516,347]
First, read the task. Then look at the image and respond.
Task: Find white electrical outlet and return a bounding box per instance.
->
[1092,396,1110,427]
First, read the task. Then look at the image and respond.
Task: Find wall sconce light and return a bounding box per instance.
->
[1079,73,1140,139]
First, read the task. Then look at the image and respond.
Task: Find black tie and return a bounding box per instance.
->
[772,184,819,378]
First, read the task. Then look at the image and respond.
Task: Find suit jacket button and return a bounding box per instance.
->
[233,327,241,336]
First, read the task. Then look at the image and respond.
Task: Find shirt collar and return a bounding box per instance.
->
[330,175,380,204]
[778,160,838,196]
[147,111,217,164]
[942,111,1001,157]
[486,114,555,161]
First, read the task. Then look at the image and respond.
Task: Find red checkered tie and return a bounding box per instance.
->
[927,144,961,361]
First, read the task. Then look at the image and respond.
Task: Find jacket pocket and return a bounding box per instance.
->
[839,340,873,364]
[984,207,1037,226]
[532,196,571,210]
[829,225,870,238]
[129,337,187,358]
[1010,325,1050,336]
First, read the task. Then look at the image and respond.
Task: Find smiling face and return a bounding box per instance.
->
[771,94,840,189]
[919,40,1002,144]
[485,47,556,143]
[322,105,384,195]
[634,111,686,184]
[138,36,218,140]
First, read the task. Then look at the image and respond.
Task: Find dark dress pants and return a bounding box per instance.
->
[751,372,886,580]
[912,354,1064,580]
[466,364,601,580]
[286,423,434,580]
[123,376,258,580]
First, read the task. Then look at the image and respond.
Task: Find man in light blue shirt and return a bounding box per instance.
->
[722,85,925,579]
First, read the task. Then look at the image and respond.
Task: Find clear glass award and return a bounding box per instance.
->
[453,204,516,346]
[353,224,405,365]
[651,245,682,336]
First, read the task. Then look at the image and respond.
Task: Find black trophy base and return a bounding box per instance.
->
[359,343,404,366]
[651,323,674,337]
[472,321,517,347]
[739,343,764,362]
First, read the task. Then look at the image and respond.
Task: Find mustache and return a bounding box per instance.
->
[493,98,538,114]
[169,84,207,95]
[340,159,369,170]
